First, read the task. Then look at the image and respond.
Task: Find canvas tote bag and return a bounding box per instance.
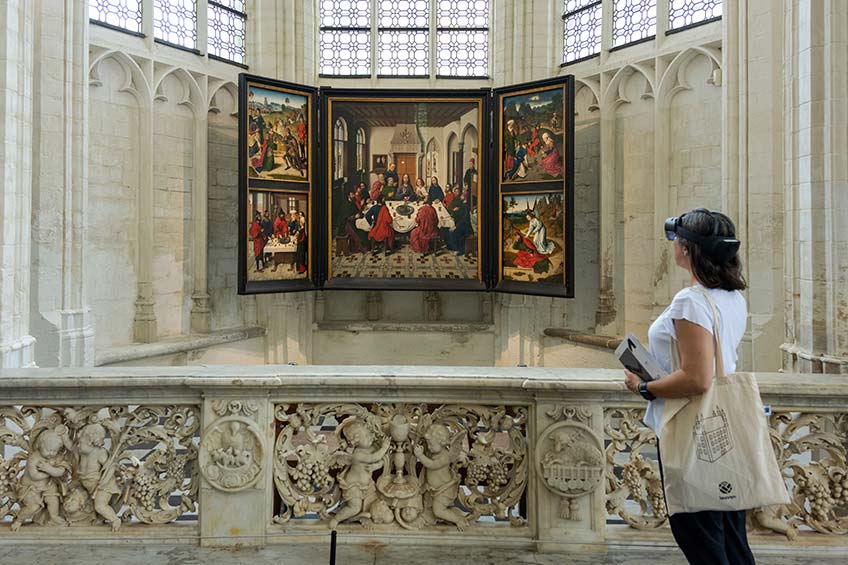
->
[658,289,789,515]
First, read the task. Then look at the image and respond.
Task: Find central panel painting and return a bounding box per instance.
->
[324,92,486,289]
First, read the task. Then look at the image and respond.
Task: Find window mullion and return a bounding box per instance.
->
[430,0,437,84]
[370,0,378,83]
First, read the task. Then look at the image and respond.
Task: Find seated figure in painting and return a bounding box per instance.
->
[443,191,474,256]
[396,173,416,201]
[414,177,428,201]
[336,190,368,254]
[443,185,460,207]
[410,196,439,255]
[369,173,385,201]
[382,177,397,201]
[383,162,399,187]
[367,195,395,254]
[427,176,445,203]
[540,132,563,178]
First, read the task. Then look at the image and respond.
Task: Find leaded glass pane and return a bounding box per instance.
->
[214,0,245,12]
[378,0,429,29]
[563,2,601,63]
[89,0,142,33]
[320,0,370,28]
[564,0,598,13]
[437,30,487,77]
[378,30,429,76]
[320,30,371,76]
[437,0,488,28]
[669,0,722,30]
[612,0,656,47]
[153,0,197,49]
[208,3,246,63]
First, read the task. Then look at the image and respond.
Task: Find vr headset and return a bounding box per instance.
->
[664,211,740,263]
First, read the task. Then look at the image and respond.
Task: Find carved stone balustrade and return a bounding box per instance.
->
[0,366,844,554]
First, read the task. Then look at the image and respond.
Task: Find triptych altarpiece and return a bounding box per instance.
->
[239,73,574,298]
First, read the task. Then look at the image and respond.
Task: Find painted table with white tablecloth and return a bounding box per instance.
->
[263,238,297,267]
[355,200,455,233]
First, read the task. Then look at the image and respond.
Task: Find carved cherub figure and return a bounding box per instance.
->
[11,426,72,531]
[329,420,391,529]
[414,423,469,531]
[77,422,123,531]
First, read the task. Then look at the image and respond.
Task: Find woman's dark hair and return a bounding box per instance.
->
[679,208,747,291]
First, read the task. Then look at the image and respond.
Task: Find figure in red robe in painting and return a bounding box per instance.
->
[539,132,563,178]
[354,182,368,211]
[410,199,439,254]
[512,234,548,269]
[249,213,265,272]
[369,174,385,201]
[273,212,289,238]
[527,126,542,157]
[367,197,395,253]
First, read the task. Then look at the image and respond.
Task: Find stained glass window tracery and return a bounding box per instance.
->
[668,0,721,30]
[208,0,246,64]
[334,118,348,180]
[89,0,143,34]
[562,0,601,64]
[319,0,372,76]
[153,0,198,50]
[436,1,489,77]
[377,1,430,76]
[612,0,656,48]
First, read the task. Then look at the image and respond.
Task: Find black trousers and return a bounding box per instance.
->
[657,448,756,564]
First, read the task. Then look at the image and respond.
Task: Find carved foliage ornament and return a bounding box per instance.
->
[536,405,604,521]
[272,403,528,531]
[0,405,199,531]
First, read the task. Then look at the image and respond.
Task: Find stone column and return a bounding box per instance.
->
[782,0,848,373]
[28,0,95,366]
[191,76,211,334]
[0,0,37,368]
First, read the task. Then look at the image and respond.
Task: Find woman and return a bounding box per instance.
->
[410,196,439,254]
[624,209,751,565]
[294,214,307,274]
[414,177,428,201]
[540,132,563,178]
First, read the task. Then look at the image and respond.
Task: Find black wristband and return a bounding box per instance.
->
[639,381,656,401]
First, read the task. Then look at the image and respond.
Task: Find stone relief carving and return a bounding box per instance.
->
[535,406,604,520]
[199,400,265,492]
[272,403,527,531]
[604,407,848,538]
[604,408,668,529]
[0,405,198,531]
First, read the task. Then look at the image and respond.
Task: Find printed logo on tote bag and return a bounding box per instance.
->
[693,407,733,463]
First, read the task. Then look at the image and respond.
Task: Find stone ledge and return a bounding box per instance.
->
[94,326,266,366]
[314,321,495,333]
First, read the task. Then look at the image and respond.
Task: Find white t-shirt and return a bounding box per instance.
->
[643,284,747,437]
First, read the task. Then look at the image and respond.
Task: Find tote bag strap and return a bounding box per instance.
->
[692,287,726,379]
[668,288,726,378]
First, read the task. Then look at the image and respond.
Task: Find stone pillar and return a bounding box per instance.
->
[0,0,37,368]
[782,0,848,374]
[191,76,211,335]
[28,0,95,367]
[199,395,272,547]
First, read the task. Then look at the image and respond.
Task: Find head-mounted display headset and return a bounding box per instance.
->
[664,212,740,264]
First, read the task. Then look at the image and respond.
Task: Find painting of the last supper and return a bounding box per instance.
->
[327,96,483,283]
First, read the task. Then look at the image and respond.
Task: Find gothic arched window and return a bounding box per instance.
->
[334,118,348,180]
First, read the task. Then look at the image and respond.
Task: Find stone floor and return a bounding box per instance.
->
[1,540,845,565]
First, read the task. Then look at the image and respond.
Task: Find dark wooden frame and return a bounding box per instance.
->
[238,74,320,294]
[318,87,491,292]
[493,76,575,298]
[237,75,575,297]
